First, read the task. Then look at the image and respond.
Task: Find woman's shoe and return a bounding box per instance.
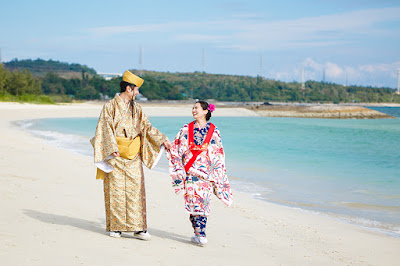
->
[191,235,207,246]
[133,231,151,241]
[109,231,122,238]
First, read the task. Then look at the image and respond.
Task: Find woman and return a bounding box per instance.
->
[91,70,171,240]
[166,101,233,246]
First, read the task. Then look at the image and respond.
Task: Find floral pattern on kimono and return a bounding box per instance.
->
[166,121,233,216]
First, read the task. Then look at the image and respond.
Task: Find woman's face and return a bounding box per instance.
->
[192,102,208,120]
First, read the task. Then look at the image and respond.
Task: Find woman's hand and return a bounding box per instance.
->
[163,140,172,150]
[112,152,120,157]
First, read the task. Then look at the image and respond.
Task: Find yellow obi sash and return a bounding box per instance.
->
[96,136,141,179]
[116,136,141,160]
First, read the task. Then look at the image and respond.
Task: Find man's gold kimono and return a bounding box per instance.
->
[91,94,167,232]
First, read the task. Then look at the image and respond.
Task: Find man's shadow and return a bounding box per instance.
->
[23,209,191,244]
[23,209,106,235]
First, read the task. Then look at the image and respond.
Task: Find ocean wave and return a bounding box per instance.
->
[339,215,400,238]
[230,179,273,199]
[14,119,34,130]
[334,201,400,212]
[264,203,400,238]
[29,128,92,157]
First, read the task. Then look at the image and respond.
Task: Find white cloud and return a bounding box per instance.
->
[230,7,400,50]
[34,6,400,87]
[85,6,400,51]
[325,62,344,78]
[173,34,226,42]
[86,22,200,36]
[304,58,323,72]
[359,62,400,74]
[290,59,399,87]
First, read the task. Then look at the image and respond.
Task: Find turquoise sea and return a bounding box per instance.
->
[18,106,400,237]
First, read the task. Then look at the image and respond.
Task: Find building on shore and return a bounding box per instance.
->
[98,73,122,81]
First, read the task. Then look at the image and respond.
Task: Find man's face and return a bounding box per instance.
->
[132,86,139,98]
[129,85,139,99]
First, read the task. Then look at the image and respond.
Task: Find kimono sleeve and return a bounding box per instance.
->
[165,125,187,194]
[90,103,119,173]
[135,103,168,169]
[210,128,233,206]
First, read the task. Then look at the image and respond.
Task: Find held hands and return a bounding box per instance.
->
[163,140,173,150]
[112,152,120,157]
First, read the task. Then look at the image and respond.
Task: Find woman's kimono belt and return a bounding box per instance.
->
[184,121,215,173]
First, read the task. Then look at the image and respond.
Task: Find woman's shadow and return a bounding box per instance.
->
[23,209,191,244]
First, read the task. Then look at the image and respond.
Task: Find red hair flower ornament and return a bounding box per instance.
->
[207,103,215,113]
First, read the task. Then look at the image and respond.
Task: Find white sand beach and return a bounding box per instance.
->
[0,102,399,266]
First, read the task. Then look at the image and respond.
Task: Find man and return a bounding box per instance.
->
[91,70,171,240]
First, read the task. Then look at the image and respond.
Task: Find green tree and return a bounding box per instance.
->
[0,64,11,94]
[42,72,65,94]
[75,85,100,100]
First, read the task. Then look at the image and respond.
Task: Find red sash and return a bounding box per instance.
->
[184,121,215,173]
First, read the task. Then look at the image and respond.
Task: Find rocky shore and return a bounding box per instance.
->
[246,104,394,119]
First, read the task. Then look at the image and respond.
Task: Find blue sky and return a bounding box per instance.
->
[1,0,399,88]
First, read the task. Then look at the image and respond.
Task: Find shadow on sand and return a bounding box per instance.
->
[23,209,193,245]
[23,209,106,235]
[146,228,192,245]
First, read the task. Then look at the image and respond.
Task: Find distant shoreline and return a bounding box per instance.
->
[212,101,398,119]
[1,100,397,119]
[245,104,395,119]
[135,99,400,107]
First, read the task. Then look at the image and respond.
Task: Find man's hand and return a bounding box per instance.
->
[163,140,172,150]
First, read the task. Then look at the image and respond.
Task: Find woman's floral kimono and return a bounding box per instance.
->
[166,121,233,216]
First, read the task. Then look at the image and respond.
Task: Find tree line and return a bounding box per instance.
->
[5,58,96,77]
[1,59,399,104]
[142,70,400,103]
[0,62,185,102]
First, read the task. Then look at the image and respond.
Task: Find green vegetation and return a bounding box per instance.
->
[0,60,185,103]
[0,64,54,103]
[0,93,54,104]
[139,70,400,103]
[4,58,96,78]
[1,59,399,104]
[140,76,186,100]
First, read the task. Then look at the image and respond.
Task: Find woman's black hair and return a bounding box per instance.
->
[196,100,212,121]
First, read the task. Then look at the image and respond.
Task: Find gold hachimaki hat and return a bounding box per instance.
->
[122,70,144,88]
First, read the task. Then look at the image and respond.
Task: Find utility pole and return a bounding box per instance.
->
[139,45,143,76]
[397,69,400,95]
[0,48,2,64]
[301,66,305,100]
[259,53,264,78]
[202,48,206,73]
